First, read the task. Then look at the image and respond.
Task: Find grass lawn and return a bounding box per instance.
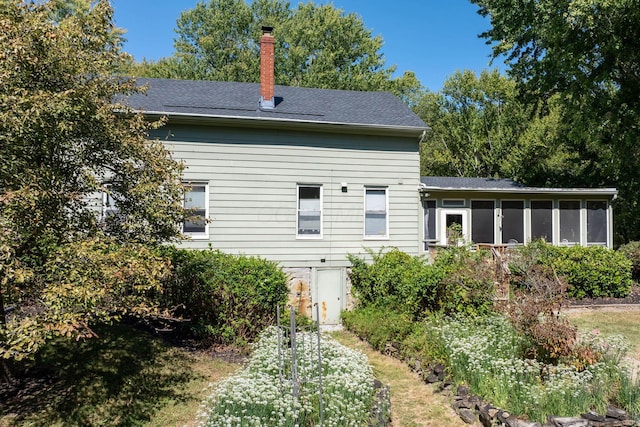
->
[567,310,640,360]
[331,330,471,427]
[0,323,241,427]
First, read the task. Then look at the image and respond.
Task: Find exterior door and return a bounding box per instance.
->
[440,209,468,244]
[313,268,344,325]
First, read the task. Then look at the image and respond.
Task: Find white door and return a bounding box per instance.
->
[313,268,344,325]
[440,209,468,245]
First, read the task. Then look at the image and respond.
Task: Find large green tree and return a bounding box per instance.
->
[130,0,422,101]
[0,0,185,374]
[471,0,640,241]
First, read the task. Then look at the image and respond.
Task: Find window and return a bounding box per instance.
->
[587,201,607,245]
[101,185,119,221]
[423,200,436,248]
[443,199,465,207]
[297,185,322,237]
[501,200,524,244]
[364,187,388,238]
[441,210,467,245]
[471,200,495,244]
[560,200,580,245]
[531,200,553,243]
[183,183,208,238]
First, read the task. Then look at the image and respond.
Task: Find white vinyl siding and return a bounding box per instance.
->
[364,187,388,239]
[183,182,209,239]
[297,185,322,238]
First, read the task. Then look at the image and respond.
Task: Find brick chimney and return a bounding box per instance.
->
[259,26,275,109]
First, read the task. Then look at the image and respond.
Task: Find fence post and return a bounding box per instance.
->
[315,302,324,426]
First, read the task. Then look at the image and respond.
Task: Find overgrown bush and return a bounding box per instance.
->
[158,247,288,346]
[511,241,633,299]
[348,246,495,318]
[618,241,640,282]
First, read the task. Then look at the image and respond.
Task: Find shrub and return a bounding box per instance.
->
[511,241,633,299]
[157,247,288,346]
[348,246,496,318]
[618,241,640,282]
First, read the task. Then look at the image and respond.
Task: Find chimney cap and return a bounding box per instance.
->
[261,26,273,34]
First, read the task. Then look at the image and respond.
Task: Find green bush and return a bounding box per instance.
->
[157,247,288,346]
[618,241,640,282]
[347,246,496,318]
[511,241,633,299]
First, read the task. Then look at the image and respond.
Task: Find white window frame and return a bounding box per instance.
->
[297,184,323,239]
[440,209,469,245]
[364,186,389,239]
[183,182,209,240]
[101,184,119,222]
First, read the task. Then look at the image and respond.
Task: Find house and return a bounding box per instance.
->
[124,27,428,324]
[420,176,617,250]
[123,28,616,325]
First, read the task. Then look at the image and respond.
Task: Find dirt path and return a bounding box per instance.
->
[331,330,476,427]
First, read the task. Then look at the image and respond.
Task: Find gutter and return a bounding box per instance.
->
[137,110,429,138]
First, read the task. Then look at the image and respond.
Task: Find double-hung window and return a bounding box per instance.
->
[101,184,119,221]
[364,187,388,238]
[297,185,322,237]
[183,182,209,239]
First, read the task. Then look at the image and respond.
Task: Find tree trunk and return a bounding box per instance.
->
[0,283,14,384]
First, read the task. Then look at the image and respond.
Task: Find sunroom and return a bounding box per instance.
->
[420,177,617,250]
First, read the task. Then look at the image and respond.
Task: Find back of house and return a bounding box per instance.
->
[123,28,428,324]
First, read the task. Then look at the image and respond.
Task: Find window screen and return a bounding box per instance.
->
[298,185,322,236]
[502,200,524,244]
[560,200,580,244]
[587,201,607,244]
[365,188,388,237]
[471,200,494,244]
[531,200,553,243]
[423,200,436,241]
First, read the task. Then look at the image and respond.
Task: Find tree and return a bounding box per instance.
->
[471,0,640,241]
[0,0,185,376]
[416,70,531,177]
[131,0,422,99]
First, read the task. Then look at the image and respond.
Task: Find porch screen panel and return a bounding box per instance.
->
[502,200,524,244]
[423,200,436,243]
[560,201,580,244]
[471,200,494,244]
[587,201,607,245]
[531,200,553,243]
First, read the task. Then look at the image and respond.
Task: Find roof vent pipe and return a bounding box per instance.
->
[259,26,275,109]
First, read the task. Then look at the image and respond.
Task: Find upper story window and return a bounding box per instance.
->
[297,185,322,238]
[364,187,388,239]
[183,182,209,239]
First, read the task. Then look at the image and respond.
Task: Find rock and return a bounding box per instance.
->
[547,416,589,427]
[606,406,628,421]
[433,363,446,381]
[425,372,439,383]
[479,404,498,427]
[458,408,477,424]
[457,384,470,396]
[581,411,606,422]
[452,398,474,410]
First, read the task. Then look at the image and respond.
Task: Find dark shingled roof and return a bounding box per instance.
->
[122,77,427,132]
[421,176,525,190]
[420,176,617,196]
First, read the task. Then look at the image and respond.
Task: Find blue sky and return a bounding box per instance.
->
[112,0,505,92]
